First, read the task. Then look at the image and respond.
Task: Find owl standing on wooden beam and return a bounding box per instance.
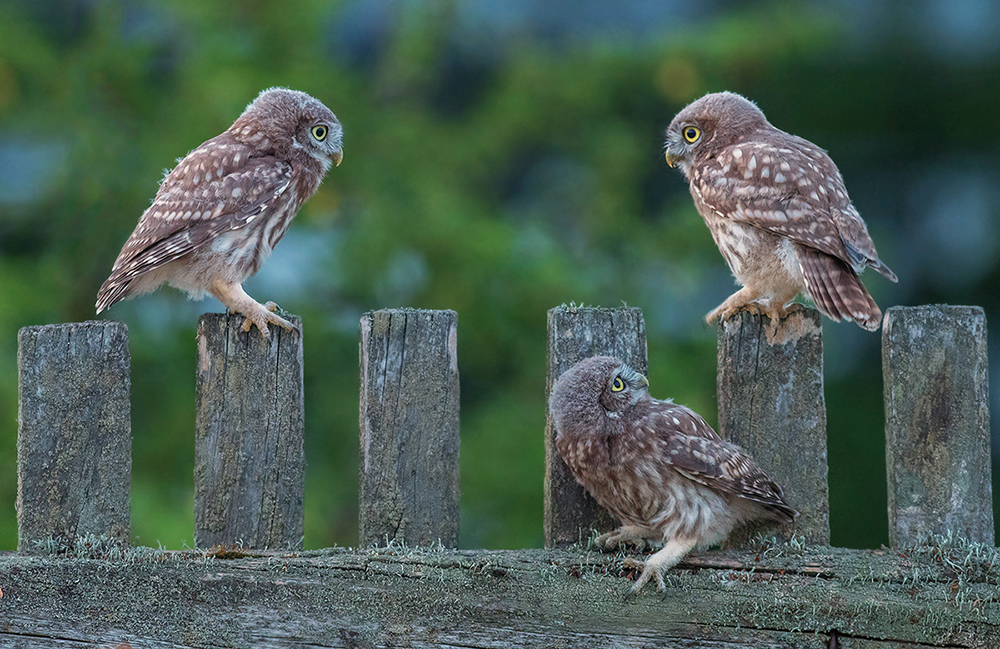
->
[664,91,897,331]
[550,355,797,596]
[96,87,343,338]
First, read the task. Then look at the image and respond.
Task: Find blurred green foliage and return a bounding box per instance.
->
[1,0,997,551]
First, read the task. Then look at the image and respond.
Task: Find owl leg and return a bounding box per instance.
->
[625,537,698,596]
[705,287,762,324]
[209,280,297,339]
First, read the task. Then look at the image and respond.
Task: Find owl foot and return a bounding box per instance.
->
[593,525,654,552]
[705,286,761,325]
[238,301,298,339]
[622,537,697,599]
[211,280,298,340]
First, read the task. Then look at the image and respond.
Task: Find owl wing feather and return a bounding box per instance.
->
[648,401,797,523]
[96,145,292,311]
[699,136,895,281]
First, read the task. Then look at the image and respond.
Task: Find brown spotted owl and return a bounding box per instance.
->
[665,91,897,331]
[96,87,343,337]
[549,355,796,595]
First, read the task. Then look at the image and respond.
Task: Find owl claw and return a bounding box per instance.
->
[594,525,651,551]
[236,302,297,339]
[622,557,667,600]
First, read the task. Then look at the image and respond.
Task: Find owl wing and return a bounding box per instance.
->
[698,136,896,282]
[97,141,292,310]
[648,403,797,523]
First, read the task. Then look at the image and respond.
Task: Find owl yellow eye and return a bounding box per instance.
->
[683,126,701,143]
[311,125,328,141]
[611,376,625,392]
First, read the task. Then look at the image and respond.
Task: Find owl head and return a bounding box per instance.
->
[550,356,650,437]
[232,87,344,169]
[663,91,769,175]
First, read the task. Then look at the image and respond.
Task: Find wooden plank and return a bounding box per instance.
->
[883,305,993,547]
[716,305,829,546]
[16,321,132,552]
[194,313,305,550]
[359,309,460,548]
[0,543,996,647]
[545,305,647,548]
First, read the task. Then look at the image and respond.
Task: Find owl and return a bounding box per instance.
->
[96,87,344,337]
[664,91,897,331]
[549,355,796,595]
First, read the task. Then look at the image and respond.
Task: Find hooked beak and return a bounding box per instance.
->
[332,149,344,167]
[664,150,678,168]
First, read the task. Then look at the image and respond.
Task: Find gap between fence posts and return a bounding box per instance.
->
[883,305,993,547]
[194,313,305,550]
[544,305,647,549]
[716,305,829,546]
[359,308,460,548]
[16,321,131,551]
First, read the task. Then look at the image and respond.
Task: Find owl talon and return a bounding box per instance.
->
[263,301,300,333]
[595,525,651,551]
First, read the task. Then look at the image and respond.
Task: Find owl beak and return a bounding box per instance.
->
[332,149,344,167]
[664,150,677,168]
[639,374,649,388]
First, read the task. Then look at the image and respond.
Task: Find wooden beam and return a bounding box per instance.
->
[883,305,993,547]
[716,305,829,546]
[16,321,132,551]
[545,305,647,548]
[0,543,996,647]
[194,313,305,550]
[359,309,460,548]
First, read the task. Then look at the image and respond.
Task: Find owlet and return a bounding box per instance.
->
[550,355,796,595]
[96,87,343,337]
[665,91,897,331]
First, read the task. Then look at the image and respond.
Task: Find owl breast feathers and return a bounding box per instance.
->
[550,355,796,594]
[96,87,343,337]
[664,91,897,331]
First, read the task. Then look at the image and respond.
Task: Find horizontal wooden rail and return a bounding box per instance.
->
[0,540,997,647]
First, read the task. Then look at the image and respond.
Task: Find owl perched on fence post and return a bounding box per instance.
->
[664,91,896,331]
[549,355,796,595]
[96,87,343,338]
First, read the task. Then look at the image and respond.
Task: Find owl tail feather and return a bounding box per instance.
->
[95,277,131,314]
[797,245,881,332]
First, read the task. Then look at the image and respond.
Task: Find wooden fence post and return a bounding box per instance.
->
[359,308,460,548]
[194,313,305,550]
[716,305,829,546]
[16,321,131,551]
[544,305,647,548]
[883,305,993,547]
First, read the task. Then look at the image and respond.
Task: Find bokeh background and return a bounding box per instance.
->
[1,0,998,551]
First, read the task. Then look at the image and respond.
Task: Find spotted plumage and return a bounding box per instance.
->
[549,355,796,595]
[664,91,896,331]
[96,87,343,337]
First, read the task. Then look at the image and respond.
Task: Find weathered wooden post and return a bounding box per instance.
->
[359,308,460,548]
[716,305,829,545]
[194,313,305,550]
[16,321,131,551]
[883,305,993,547]
[544,305,647,548]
